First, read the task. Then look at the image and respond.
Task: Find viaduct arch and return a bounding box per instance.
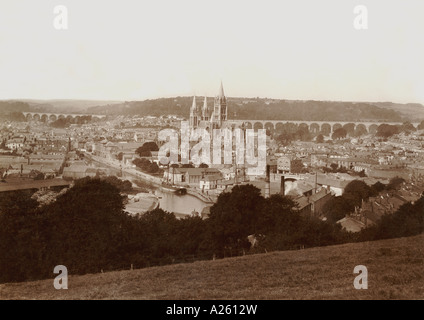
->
[22,112,107,122]
[225,120,418,136]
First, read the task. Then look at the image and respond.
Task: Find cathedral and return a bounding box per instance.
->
[189,81,228,130]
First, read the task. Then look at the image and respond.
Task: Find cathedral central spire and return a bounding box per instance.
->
[219,81,225,98]
[211,81,227,128]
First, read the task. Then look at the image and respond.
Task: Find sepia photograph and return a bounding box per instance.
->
[0,0,423,305]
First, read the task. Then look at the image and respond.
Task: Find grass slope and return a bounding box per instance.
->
[1,234,423,300]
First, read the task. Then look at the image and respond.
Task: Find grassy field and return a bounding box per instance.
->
[1,234,423,300]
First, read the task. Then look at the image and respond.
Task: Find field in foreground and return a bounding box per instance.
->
[1,234,423,300]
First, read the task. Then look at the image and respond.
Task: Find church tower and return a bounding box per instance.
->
[211,81,227,129]
[202,96,210,121]
[189,96,198,128]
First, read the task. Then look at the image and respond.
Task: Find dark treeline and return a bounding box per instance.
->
[0,178,423,284]
[87,98,414,122]
[50,116,95,127]
[132,158,160,174]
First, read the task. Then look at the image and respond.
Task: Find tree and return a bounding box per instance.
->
[42,178,127,273]
[50,118,69,128]
[207,184,264,257]
[116,152,123,161]
[367,196,424,240]
[342,123,355,137]
[418,120,424,130]
[371,181,385,193]
[275,132,295,146]
[135,142,159,157]
[330,163,338,172]
[354,125,368,137]
[0,179,129,282]
[175,215,209,258]
[399,122,416,133]
[199,163,209,168]
[332,128,347,140]
[295,126,311,141]
[343,180,375,206]
[316,134,324,143]
[137,150,151,157]
[0,190,38,217]
[337,166,348,173]
[7,112,26,122]
[102,176,133,193]
[258,194,299,236]
[138,208,179,260]
[376,124,399,138]
[322,166,333,173]
[386,176,405,190]
[322,196,353,223]
[0,139,7,149]
[148,162,159,173]
[32,171,44,180]
[357,169,366,177]
[133,158,160,174]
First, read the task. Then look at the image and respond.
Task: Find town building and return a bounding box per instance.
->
[296,188,334,218]
[277,155,303,174]
[163,167,222,186]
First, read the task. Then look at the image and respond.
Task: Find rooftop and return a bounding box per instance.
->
[0,179,70,193]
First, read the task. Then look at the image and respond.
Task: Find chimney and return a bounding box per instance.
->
[280,175,285,196]
[265,165,270,198]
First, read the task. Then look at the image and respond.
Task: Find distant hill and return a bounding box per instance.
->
[18,99,123,113]
[0,101,31,114]
[1,234,423,299]
[87,97,424,122]
[2,98,423,122]
[372,102,424,120]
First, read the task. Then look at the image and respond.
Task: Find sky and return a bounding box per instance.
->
[0,0,423,103]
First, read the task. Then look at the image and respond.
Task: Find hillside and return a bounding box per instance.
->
[22,99,123,113]
[87,97,424,122]
[0,101,31,114]
[373,102,424,120]
[1,98,423,122]
[1,234,423,300]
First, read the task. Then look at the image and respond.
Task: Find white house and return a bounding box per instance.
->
[6,138,25,150]
[200,174,222,191]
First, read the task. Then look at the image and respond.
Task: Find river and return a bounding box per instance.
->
[154,189,210,216]
[85,154,211,216]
